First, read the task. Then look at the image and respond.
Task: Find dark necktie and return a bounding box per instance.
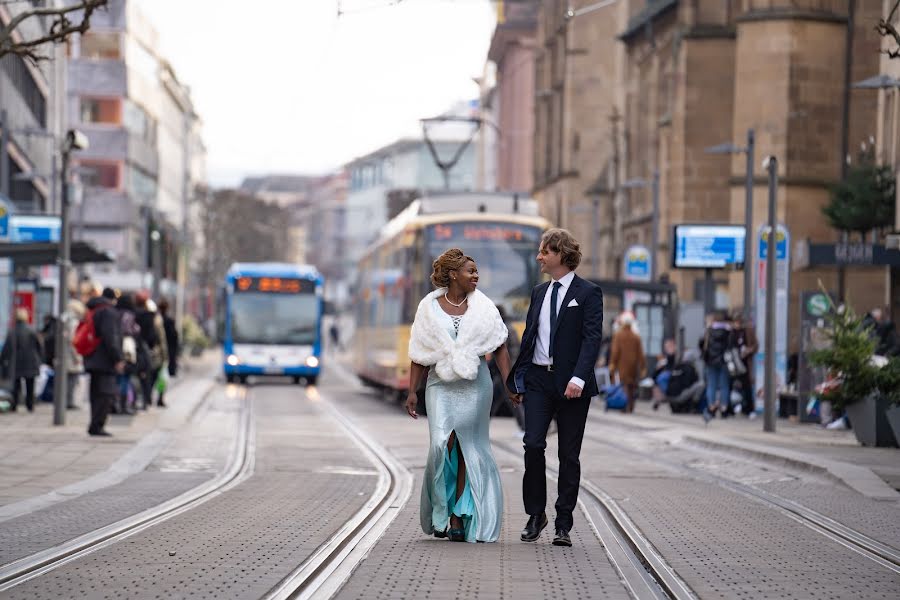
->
[549,281,562,359]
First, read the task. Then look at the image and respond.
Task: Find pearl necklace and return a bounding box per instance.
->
[444,292,467,307]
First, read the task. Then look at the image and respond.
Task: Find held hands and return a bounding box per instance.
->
[564,381,583,399]
[405,393,418,419]
[509,392,523,407]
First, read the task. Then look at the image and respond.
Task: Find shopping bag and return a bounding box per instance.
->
[155,368,168,395]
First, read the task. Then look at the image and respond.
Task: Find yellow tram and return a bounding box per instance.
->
[352,193,550,397]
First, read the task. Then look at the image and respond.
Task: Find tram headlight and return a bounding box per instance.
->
[305,356,319,368]
[227,354,240,366]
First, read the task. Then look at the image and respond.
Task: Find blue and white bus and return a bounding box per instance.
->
[222,263,324,385]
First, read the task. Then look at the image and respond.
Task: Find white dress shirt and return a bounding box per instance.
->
[532,271,584,390]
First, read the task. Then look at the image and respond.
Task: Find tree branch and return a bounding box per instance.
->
[0,0,108,63]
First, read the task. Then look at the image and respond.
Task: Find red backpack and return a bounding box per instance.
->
[73,306,105,357]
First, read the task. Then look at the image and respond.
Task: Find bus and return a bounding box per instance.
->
[222,263,324,385]
[352,192,550,406]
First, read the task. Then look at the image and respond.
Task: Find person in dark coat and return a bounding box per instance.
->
[1,309,43,412]
[83,287,125,436]
[157,299,179,377]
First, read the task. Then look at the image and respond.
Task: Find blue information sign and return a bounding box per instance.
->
[0,195,12,241]
[10,215,61,243]
[672,224,746,269]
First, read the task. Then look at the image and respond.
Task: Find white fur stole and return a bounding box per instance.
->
[408,288,508,382]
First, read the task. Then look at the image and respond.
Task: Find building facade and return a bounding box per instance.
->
[66,0,205,293]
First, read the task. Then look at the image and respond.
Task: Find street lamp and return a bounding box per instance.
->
[705,128,755,317]
[53,129,89,426]
[621,170,660,281]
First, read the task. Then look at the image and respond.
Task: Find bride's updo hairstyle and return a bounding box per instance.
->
[431,248,475,288]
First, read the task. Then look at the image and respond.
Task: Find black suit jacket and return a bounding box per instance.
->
[506,274,604,398]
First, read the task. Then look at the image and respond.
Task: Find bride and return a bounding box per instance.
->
[406,248,518,542]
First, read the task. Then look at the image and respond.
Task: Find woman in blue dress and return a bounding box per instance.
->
[406,248,518,543]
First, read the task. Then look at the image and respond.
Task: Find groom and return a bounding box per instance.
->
[506,228,603,546]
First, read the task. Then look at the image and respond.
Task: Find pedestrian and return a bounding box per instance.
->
[81,285,125,436]
[1,309,43,412]
[38,314,57,403]
[115,293,142,414]
[406,248,515,543]
[157,299,179,377]
[651,338,678,409]
[64,298,86,410]
[135,292,168,408]
[701,310,734,422]
[731,312,758,416]
[608,312,646,413]
[871,307,899,357]
[505,228,604,547]
[329,322,341,351]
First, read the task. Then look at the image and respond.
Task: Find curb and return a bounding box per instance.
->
[682,434,900,502]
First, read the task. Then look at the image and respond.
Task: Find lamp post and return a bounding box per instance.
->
[53,129,89,426]
[621,170,660,281]
[763,155,778,434]
[705,128,755,316]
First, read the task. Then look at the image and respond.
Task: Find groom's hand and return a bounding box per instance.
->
[508,393,522,407]
[564,382,583,399]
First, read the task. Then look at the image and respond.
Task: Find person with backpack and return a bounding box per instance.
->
[114,293,143,415]
[700,311,735,423]
[76,285,124,436]
[135,292,168,408]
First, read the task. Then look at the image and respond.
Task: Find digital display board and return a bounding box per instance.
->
[672,224,746,269]
[234,277,315,294]
[431,222,530,242]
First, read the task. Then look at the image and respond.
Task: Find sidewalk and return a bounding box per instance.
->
[0,351,220,512]
[594,399,900,501]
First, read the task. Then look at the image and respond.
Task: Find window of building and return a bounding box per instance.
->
[0,53,47,127]
[123,100,156,143]
[80,97,122,124]
[79,32,122,60]
[127,165,157,204]
[78,160,121,189]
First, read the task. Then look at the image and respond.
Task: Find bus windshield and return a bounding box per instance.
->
[230,292,319,345]
[426,222,543,321]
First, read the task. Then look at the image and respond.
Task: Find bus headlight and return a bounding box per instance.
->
[305,356,319,368]
[227,354,240,366]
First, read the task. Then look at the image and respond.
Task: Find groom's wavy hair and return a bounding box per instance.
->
[431,248,475,288]
[540,228,582,269]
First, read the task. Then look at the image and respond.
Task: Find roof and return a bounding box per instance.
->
[226,262,321,280]
[0,241,115,267]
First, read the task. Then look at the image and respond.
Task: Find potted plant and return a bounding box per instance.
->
[809,300,898,447]
[877,357,900,445]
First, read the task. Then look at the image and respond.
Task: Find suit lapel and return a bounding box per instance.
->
[551,274,581,339]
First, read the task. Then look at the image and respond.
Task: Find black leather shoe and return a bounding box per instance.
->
[520,513,548,542]
[88,430,113,437]
[552,527,572,547]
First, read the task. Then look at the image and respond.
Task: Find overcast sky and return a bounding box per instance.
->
[134,0,496,187]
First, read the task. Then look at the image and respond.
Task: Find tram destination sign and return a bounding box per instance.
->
[235,277,314,294]
[672,224,746,269]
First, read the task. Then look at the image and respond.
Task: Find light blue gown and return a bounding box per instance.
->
[420,299,504,543]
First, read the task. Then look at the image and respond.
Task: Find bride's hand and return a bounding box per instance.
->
[508,393,523,407]
[405,393,419,419]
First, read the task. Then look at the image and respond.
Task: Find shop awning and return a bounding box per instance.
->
[0,241,115,267]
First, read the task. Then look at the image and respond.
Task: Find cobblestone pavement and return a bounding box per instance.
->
[0,382,239,565]
[322,369,634,600]
[5,381,377,600]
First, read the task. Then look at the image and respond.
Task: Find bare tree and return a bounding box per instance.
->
[878,0,900,59]
[0,0,108,62]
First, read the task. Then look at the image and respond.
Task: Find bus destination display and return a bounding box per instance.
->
[431,223,529,242]
[235,277,314,294]
[672,224,746,269]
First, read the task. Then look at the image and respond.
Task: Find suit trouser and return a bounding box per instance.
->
[522,365,591,530]
[12,377,35,411]
[88,373,116,434]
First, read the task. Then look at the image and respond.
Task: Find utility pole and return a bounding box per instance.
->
[650,169,660,282]
[610,109,622,271]
[743,129,755,317]
[54,130,89,426]
[764,156,778,434]
[1,110,9,198]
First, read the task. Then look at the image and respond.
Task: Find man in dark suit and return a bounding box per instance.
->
[506,228,603,547]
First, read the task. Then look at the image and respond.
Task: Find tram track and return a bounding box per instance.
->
[0,384,255,592]
[491,439,695,600]
[582,431,900,575]
[263,387,413,600]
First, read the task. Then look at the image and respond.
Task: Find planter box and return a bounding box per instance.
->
[845,394,899,447]
[886,405,900,448]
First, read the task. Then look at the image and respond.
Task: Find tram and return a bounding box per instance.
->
[352,192,550,402]
[222,263,324,384]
